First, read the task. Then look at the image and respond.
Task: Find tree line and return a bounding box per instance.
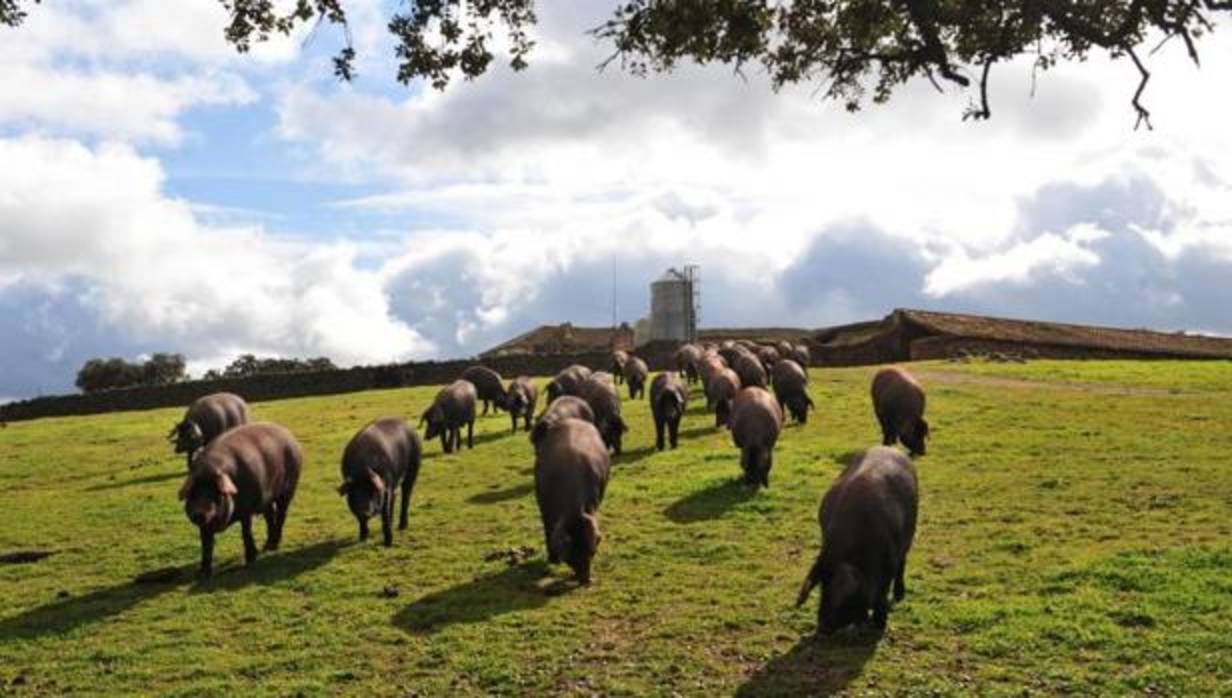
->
[75,354,337,394]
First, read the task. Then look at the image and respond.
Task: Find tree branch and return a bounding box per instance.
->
[963,59,994,121]
[1127,46,1153,130]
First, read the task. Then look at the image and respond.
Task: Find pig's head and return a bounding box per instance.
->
[901,417,929,457]
[339,467,385,523]
[178,465,237,531]
[819,561,869,635]
[598,415,627,455]
[550,513,602,585]
[742,445,772,487]
[786,394,814,424]
[506,389,527,416]
[169,419,204,455]
[544,381,562,403]
[420,405,445,441]
[658,390,684,425]
[492,389,510,411]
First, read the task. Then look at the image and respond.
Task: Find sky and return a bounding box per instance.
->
[2,0,1232,400]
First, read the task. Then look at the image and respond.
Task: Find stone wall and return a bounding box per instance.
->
[0,352,612,423]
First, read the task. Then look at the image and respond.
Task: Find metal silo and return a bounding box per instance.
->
[649,266,699,342]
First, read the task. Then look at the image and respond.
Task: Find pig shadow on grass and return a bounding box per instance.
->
[470,429,515,447]
[468,482,534,505]
[676,424,715,441]
[84,470,184,492]
[664,479,758,523]
[735,627,883,697]
[613,445,657,465]
[0,564,195,641]
[191,539,350,593]
[393,560,561,634]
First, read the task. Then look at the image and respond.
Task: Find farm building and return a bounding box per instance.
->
[479,322,636,359]
[479,308,1232,366]
[813,309,1232,365]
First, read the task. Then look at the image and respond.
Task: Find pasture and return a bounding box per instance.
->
[1,360,1231,696]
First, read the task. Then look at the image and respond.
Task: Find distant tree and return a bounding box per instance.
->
[75,357,143,394]
[142,353,188,386]
[74,353,188,393]
[5,0,1230,125]
[222,353,262,378]
[218,354,338,378]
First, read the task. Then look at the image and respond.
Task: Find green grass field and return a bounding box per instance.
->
[2,360,1231,696]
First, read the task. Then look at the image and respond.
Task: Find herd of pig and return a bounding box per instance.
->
[168,338,930,635]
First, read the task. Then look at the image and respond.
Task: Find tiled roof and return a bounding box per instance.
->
[897,309,1232,357]
[480,323,633,357]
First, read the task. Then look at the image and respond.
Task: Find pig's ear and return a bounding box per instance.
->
[216,473,238,497]
[177,477,193,501]
[581,513,601,551]
[367,468,385,494]
[918,418,930,437]
[338,478,351,496]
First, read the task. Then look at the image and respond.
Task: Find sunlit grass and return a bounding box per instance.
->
[1,361,1230,695]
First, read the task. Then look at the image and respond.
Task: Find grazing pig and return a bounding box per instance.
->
[178,422,301,577]
[675,343,703,384]
[460,365,508,416]
[579,372,628,455]
[697,353,728,389]
[757,345,780,374]
[771,359,815,424]
[610,350,629,385]
[544,365,593,403]
[339,417,422,546]
[649,371,689,451]
[169,392,249,468]
[534,418,610,584]
[791,344,812,371]
[624,356,649,400]
[531,396,596,447]
[796,446,918,634]
[706,367,742,428]
[505,376,539,433]
[871,367,930,457]
[729,387,783,488]
[421,380,478,453]
[717,344,747,368]
[733,351,768,389]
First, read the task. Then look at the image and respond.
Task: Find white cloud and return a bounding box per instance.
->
[0,64,255,144]
[275,7,1232,257]
[924,225,1106,296]
[273,7,1232,331]
[0,0,304,65]
[0,135,433,370]
[0,0,310,144]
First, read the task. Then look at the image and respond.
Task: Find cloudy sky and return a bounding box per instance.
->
[2,0,1231,400]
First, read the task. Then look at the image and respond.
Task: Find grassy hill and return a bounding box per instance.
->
[1,361,1230,696]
